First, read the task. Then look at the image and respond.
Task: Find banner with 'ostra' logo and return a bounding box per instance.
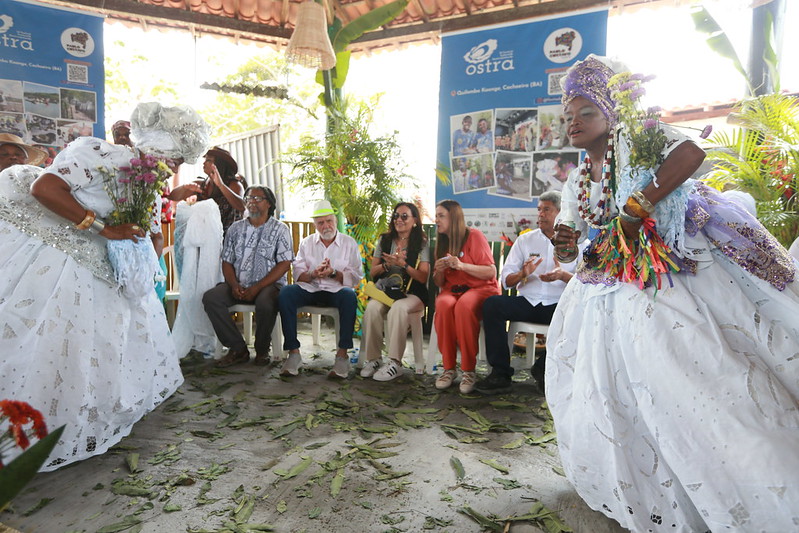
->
[436,9,607,241]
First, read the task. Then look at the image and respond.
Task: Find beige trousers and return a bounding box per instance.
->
[360,295,423,362]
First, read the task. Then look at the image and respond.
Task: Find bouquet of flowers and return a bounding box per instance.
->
[608,72,668,171]
[99,152,171,300]
[0,400,64,510]
[587,72,680,293]
[101,152,173,229]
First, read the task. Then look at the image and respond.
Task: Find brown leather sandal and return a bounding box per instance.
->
[215,348,250,368]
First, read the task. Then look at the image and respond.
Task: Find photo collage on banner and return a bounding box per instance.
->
[0,0,104,166]
[438,9,607,241]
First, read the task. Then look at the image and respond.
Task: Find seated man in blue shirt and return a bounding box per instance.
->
[203,186,294,368]
[476,190,579,394]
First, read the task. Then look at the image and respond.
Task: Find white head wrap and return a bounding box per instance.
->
[130,102,211,164]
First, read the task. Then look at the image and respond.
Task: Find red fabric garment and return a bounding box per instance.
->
[435,229,500,371]
[440,229,500,292]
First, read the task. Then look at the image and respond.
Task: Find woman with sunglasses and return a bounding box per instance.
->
[433,200,500,393]
[360,203,430,381]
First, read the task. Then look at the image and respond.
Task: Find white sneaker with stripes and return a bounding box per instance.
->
[373,358,402,382]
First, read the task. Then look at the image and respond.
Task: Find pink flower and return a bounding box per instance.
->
[118,177,130,184]
[117,197,127,204]
[141,172,157,184]
[129,158,141,167]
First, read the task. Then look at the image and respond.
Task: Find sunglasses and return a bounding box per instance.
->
[392,213,411,221]
[244,196,266,203]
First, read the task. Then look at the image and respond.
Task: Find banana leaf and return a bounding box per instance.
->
[0,425,65,509]
[690,6,751,93]
[762,10,780,92]
[329,0,408,53]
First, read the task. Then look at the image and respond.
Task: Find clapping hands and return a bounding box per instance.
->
[312,258,334,280]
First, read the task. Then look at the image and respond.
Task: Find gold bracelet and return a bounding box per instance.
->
[625,197,650,219]
[631,190,655,213]
[75,210,96,230]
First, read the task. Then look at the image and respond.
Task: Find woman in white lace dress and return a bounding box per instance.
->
[548,56,799,532]
[0,103,209,470]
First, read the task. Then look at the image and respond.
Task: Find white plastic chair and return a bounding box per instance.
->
[375,308,425,371]
[298,305,340,347]
[506,321,549,368]
[215,304,283,357]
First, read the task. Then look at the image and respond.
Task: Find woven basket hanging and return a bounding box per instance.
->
[286,1,337,70]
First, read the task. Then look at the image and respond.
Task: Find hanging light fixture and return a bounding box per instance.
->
[285,1,336,70]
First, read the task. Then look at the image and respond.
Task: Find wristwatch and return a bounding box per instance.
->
[329,268,337,279]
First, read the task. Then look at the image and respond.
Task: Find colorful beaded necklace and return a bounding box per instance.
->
[577,132,615,228]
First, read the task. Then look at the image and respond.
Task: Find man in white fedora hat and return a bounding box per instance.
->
[0,133,48,171]
[278,199,364,378]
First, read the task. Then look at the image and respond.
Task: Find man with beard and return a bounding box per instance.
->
[203,186,294,368]
[278,200,364,379]
[475,190,579,394]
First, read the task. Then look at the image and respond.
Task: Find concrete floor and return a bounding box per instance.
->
[1,319,626,533]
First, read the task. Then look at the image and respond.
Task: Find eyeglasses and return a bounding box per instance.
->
[392,213,410,221]
[244,196,266,203]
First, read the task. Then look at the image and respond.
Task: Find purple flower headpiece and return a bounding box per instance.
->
[560,55,618,127]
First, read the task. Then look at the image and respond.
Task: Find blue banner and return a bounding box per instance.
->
[0,0,104,165]
[436,9,607,240]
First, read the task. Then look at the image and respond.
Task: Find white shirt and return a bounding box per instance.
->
[500,228,579,307]
[293,231,364,293]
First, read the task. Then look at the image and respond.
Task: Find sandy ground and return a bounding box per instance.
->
[1,319,625,533]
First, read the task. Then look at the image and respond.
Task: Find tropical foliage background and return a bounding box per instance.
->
[703,94,799,247]
[693,5,799,248]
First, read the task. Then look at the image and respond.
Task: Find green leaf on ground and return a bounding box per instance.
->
[502,436,526,449]
[493,477,522,490]
[274,456,313,479]
[449,456,465,481]
[330,468,344,497]
[96,515,142,533]
[459,506,502,531]
[126,453,139,473]
[479,458,510,474]
[21,498,54,516]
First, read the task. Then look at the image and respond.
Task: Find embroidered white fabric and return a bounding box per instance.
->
[170,200,223,357]
[0,157,182,471]
[548,131,799,531]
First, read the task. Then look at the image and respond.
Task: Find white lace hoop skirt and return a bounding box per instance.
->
[546,244,799,532]
[0,222,183,471]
